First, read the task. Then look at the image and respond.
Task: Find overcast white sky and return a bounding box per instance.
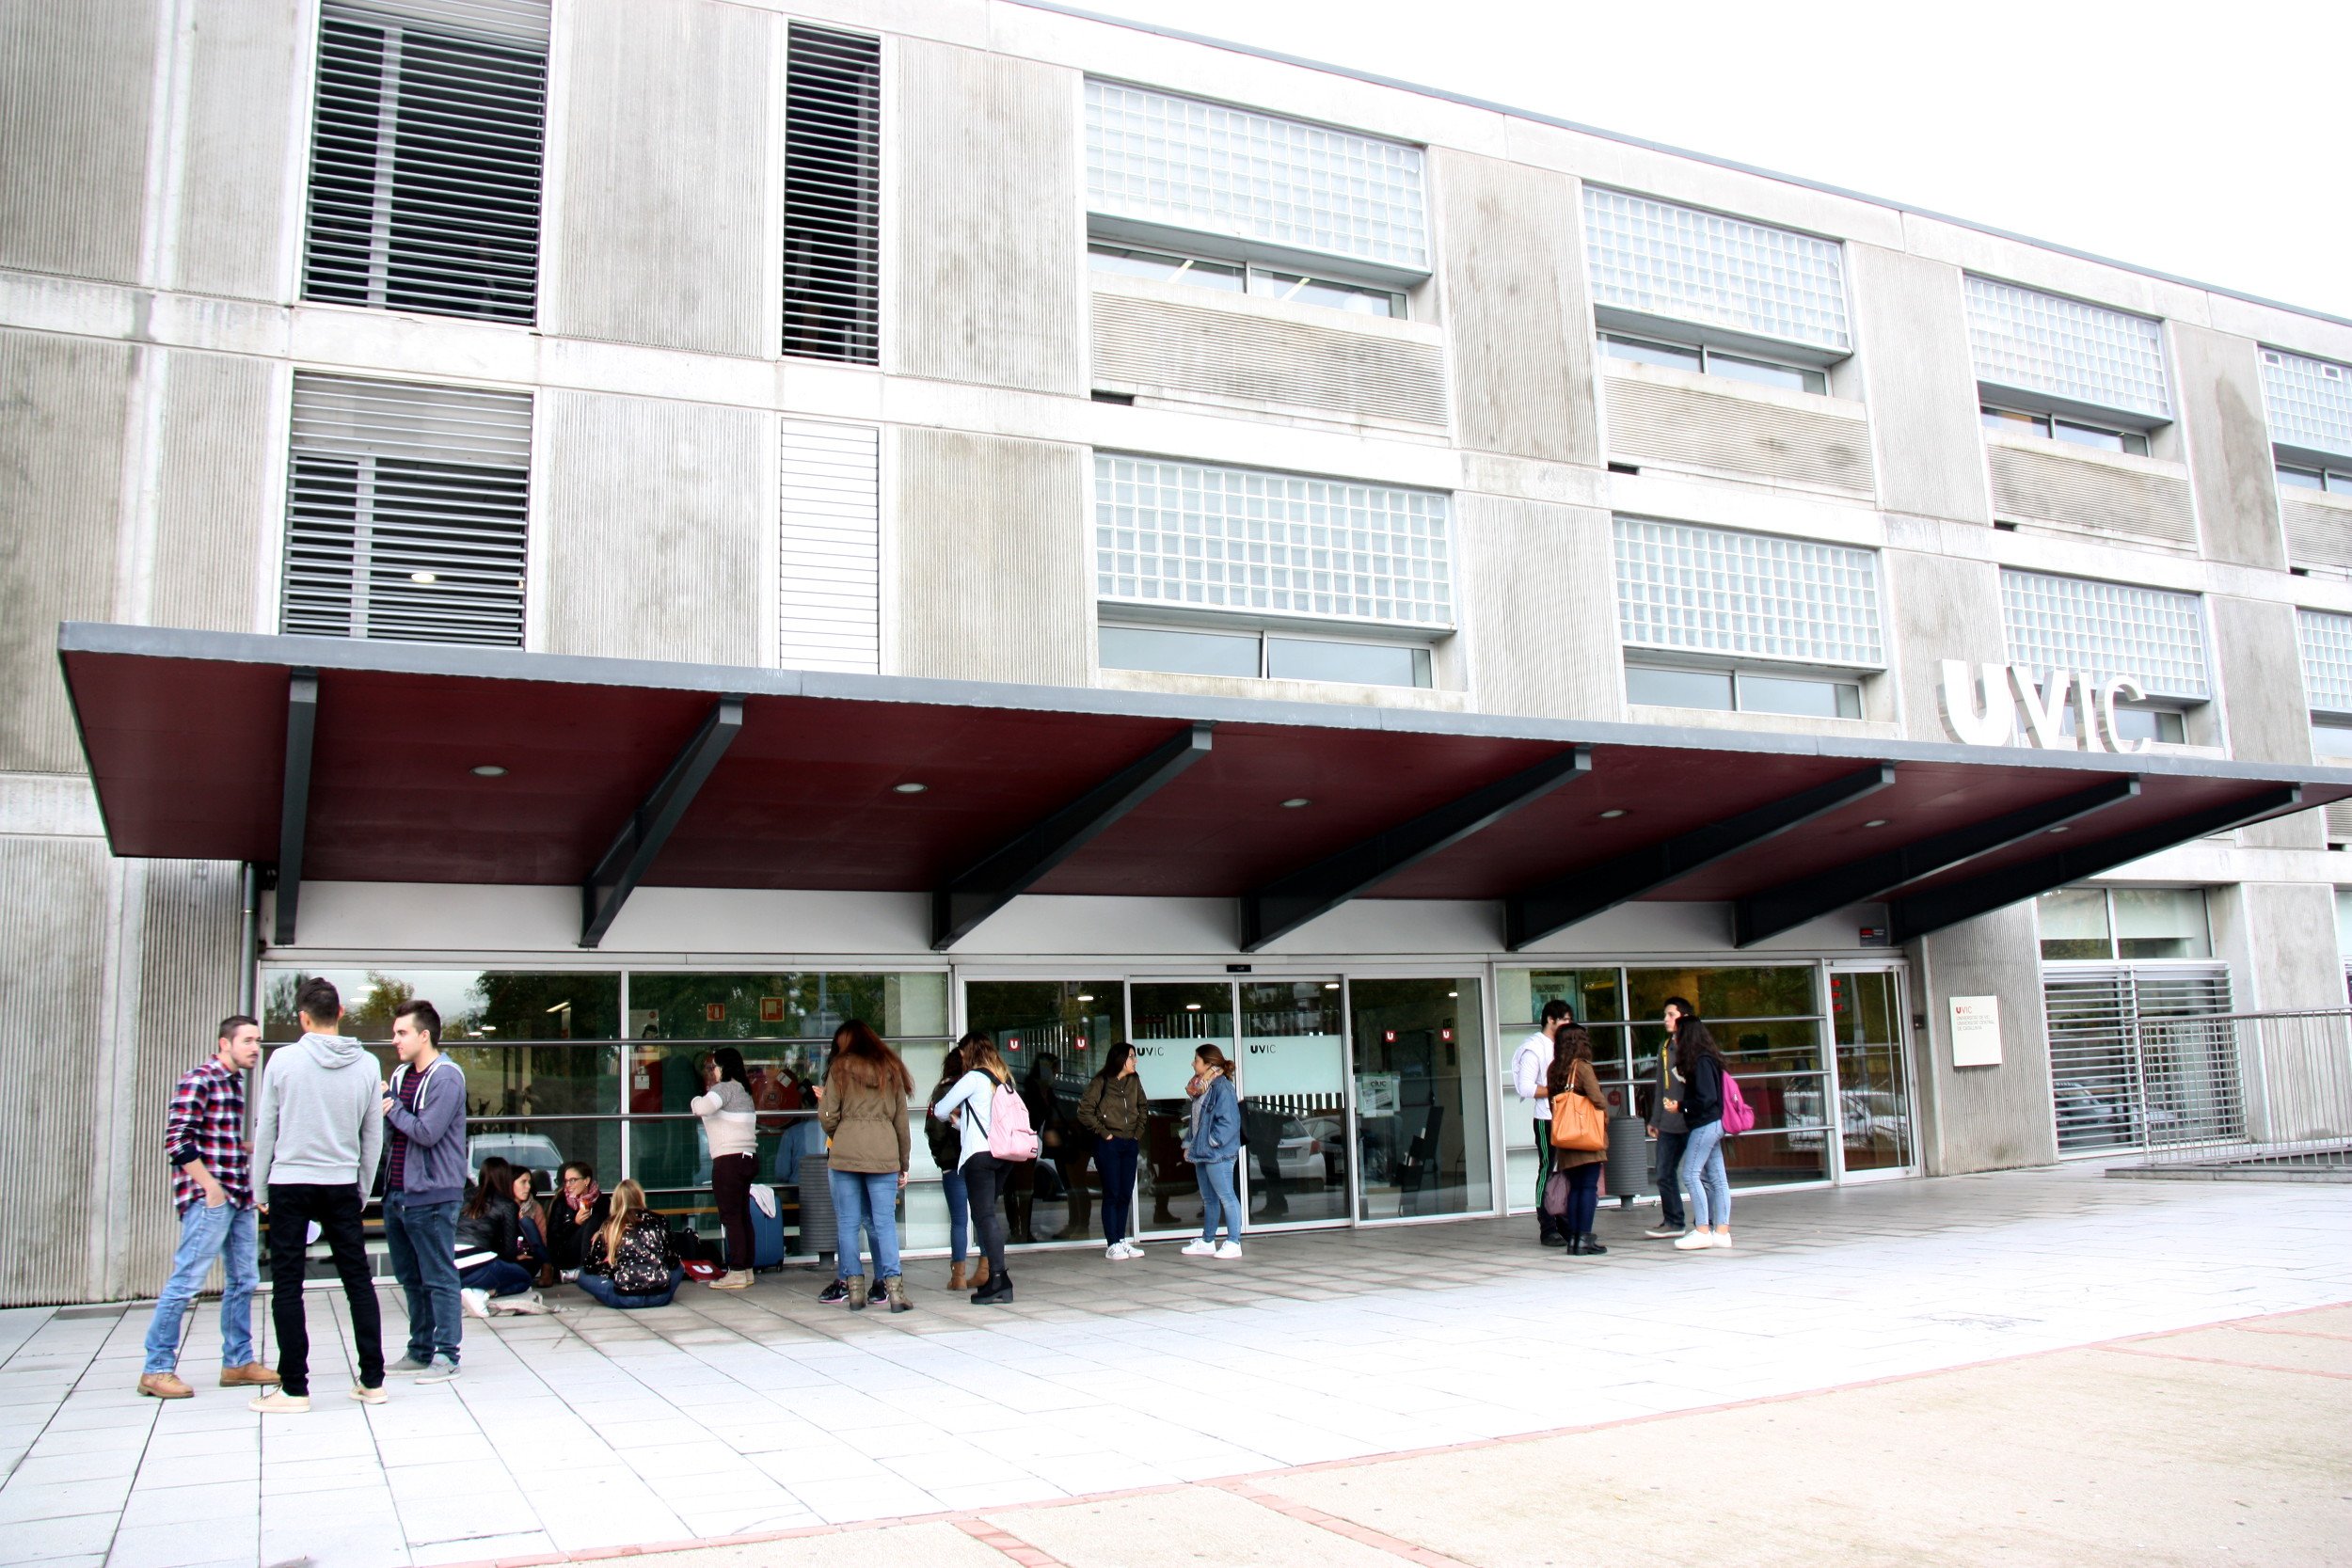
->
[1058,0,2352,322]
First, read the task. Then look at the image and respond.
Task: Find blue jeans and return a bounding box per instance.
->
[939,1166,970,1263]
[142,1202,258,1374]
[1194,1157,1241,1244]
[1096,1137,1139,1244]
[1679,1119,1731,1227]
[578,1265,683,1309]
[383,1196,462,1366]
[459,1259,534,1297]
[830,1168,902,1280]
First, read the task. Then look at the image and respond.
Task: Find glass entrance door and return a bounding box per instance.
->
[1237,980,1348,1227]
[1829,968,1915,1174]
[1349,977,1491,1221]
[1130,981,1234,1239]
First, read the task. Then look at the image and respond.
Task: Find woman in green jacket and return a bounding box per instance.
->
[1077,1042,1149,1260]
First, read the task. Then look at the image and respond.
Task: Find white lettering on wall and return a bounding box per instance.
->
[1939,660,2016,746]
[1938,661,2151,753]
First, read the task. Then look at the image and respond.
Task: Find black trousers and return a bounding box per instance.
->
[1534,1125,1560,1240]
[264,1182,383,1396]
[710,1152,755,1271]
[961,1152,1010,1279]
[1652,1131,1690,1229]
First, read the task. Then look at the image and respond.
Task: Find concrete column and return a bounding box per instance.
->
[1911,903,2059,1174]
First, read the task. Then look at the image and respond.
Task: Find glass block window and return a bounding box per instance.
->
[1095,455,1451,626]
[2261,348,2352,459]
[1611,518,1882,668]
[1085,80,1429,274]
[2000,570,2207,701]
[2297,610,2352,716]
[1581,187,1850,353]
[1965,277,2170,420]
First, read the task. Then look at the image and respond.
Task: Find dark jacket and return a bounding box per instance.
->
[1077,1073,1148,1141]
[544,1190,611,1271]
[455,1187,521,1262]
[1681,1053,1725,1129]
[584,1209,675,1295]
[1646,1046,1688,1136]
[924,1071,964,1169]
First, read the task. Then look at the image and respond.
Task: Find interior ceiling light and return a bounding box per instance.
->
[409,571,437,584]
[1075,994,1095,1002]
[894,782,928,794]
[470,765,507,777]
[1323,982,1341,990]
[1598,809,1626,818]
[1184,1002,1202,1010]
[1281,798,1311,809]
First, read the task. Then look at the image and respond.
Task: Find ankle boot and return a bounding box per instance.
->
[948,1261,970,1291]
[971,1270,1012,1304]
[883,1275,912,1313]
[845,1273,869,1311]
[1578,1232,1607,1256]
[969,1256,991,1291]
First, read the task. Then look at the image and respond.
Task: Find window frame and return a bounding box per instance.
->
[2277,461,2352,496]
[1088,241,1406,320]
[1980,403,2152,457]
[1622,656,1866,721]
[2035,886,2214,963]
[1602,331,1827,395]
[1098,617,1437,690]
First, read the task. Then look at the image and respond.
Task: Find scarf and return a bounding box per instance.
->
[567,1181,602,1216]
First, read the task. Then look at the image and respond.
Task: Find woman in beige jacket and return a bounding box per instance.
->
[816,1021,915,1312]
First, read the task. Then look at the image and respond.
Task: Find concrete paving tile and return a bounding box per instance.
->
[0,1511,115,1564]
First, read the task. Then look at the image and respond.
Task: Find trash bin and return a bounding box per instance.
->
[1605,1116,1649,1210]
[793,1153,834,1259]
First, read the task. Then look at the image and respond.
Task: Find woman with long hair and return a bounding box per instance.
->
[691,1045,758,1291]
[1546,1024,1611,1257]
[1078,1042,1148,1259]
[1181,1045,1244,1259]
[454,1157,544,1315]
[544,1161,609,1275]
[1662,998,1734,1251]
[510,1166,552,1285]
[932,1031,1016,1304]
[577,1179,683,1308]
[924,1043,982,1291]
[817,1020,916,1311]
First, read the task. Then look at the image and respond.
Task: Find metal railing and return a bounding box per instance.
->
[2115,1008,2352,1179]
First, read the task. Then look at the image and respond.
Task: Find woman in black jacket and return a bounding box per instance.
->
[456,1158,546,1314]
[1663,999,1734,1252]
[544,1161,612,1275]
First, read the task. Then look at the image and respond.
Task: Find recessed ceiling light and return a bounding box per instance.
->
[1598,808,1627,819]
[1075,994,1094,1002]
[1323,982,1341,990]
[1184,1002,1202,1011]
[471,765,506,777]
[1447,990,1458,998]
[1863,818,1890,829]
[409,571,437,584]
[1280,798,1311,809]
[894,782,928,794]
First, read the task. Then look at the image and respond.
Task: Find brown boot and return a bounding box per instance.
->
[947,1261,969,1291]
[137,1371,193,1400]
[969,1257,991,1291]
[883,1275,912,1313]
[844,1273,868,1312]
[219,1363,280,1387]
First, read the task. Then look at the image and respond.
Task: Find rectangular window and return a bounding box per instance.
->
[1625,662,1862,720]
[1086,80,1428,274]
[1612,517,1883,668]
[2278,463,2352,494]
[1964,277,2170,420]
[2298,608,2352,717]
[281,372,532,646]
[1581,187,1851,353]
[1980,405,2151,456]
[2038,887,2212,962]
[1089,243,1402,317]
[782,24,881,365]
[2000,569,2209,701]
[777,418,880,673]
[1604,333,1826,394]
[301,0,548,323]
[2260,347,2352,461]
[1095,454,1452,627]
[1098,625,1432,689]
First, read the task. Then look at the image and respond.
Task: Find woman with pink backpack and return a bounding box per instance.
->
[931,1031,1032,1304]
[1661,998,1737,1251]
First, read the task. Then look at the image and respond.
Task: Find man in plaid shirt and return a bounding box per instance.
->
[138,1015,281,1399]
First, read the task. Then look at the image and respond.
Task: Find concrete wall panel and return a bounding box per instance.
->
[1849,245,1990,525]
[2211,594,2325,850]
[540,391,766,664]
[890,39,1083,395]
[892,428,1089,684]
[1455,494,1620,721]
[548,0,774,357]
[0,0,154,284]
[1432,150,1597,466]
[1090,290,1448,428]
[1914,902,2059,1174]
[2211,880,2344,1017]
[1,331,135,772]
[1883,549,2004,745]
[172,0,305,302]
[151,351,279,633]
[2172,325,2285,572]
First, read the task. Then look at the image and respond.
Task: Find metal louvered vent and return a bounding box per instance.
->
[282,372,532,646]
[2043,964,2234,1155]
[778,419,881,673]
[303,0,550,323]
[783,24,881,364]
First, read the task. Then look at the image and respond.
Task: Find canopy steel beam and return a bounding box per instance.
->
[580,696,745,949]
[1507,763,1897,951]
[932,722,1213,951]
[1242,746,1591,952]
[1733,775,2143,947]
[270,670,319,945]
[1888,784,2304,944]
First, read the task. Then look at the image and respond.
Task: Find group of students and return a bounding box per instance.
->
[1514,993,1736,1256]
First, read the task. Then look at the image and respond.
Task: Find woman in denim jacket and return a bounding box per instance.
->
[1181,1045,1245,1259]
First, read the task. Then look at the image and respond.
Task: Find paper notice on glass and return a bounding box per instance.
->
[1949,995,2002,1068]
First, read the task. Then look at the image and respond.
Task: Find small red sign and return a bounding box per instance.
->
[759,996,786,1022]
[705,1003,726,1022]
[1384,1030,1396,1043]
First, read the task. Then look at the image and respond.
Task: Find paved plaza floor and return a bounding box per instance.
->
[1,1165,2346,1567]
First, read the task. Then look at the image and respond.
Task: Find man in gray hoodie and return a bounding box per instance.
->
[248,975,387,1412]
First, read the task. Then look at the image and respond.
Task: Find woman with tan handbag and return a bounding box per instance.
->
[1547,1023,1612,1256]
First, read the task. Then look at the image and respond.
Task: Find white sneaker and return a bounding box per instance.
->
[1711,1230,1733,1249]
[1180,1239,1216,1257]
[491,1290,550,1314]
[1120,1241,1144,1259]
[460,1287,493,1318]
[1214,1242,1243,1260]
[1672,1230,1714,1251]
[1104,1243,1123,1260]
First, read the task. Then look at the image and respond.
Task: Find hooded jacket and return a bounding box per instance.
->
[383,1055,468,1204]
[252,1032,384,1196]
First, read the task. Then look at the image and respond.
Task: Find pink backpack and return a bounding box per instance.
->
[985,1082,1040,1162]
[1720,1070,1756,1135]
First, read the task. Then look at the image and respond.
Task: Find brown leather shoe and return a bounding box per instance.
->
[947,1261,969,1291]
[969,1257,990,1291]
[138,1371,193,1400]
[219,1363,281,1388]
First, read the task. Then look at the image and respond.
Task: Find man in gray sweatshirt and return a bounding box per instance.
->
[248,975,387,1412]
